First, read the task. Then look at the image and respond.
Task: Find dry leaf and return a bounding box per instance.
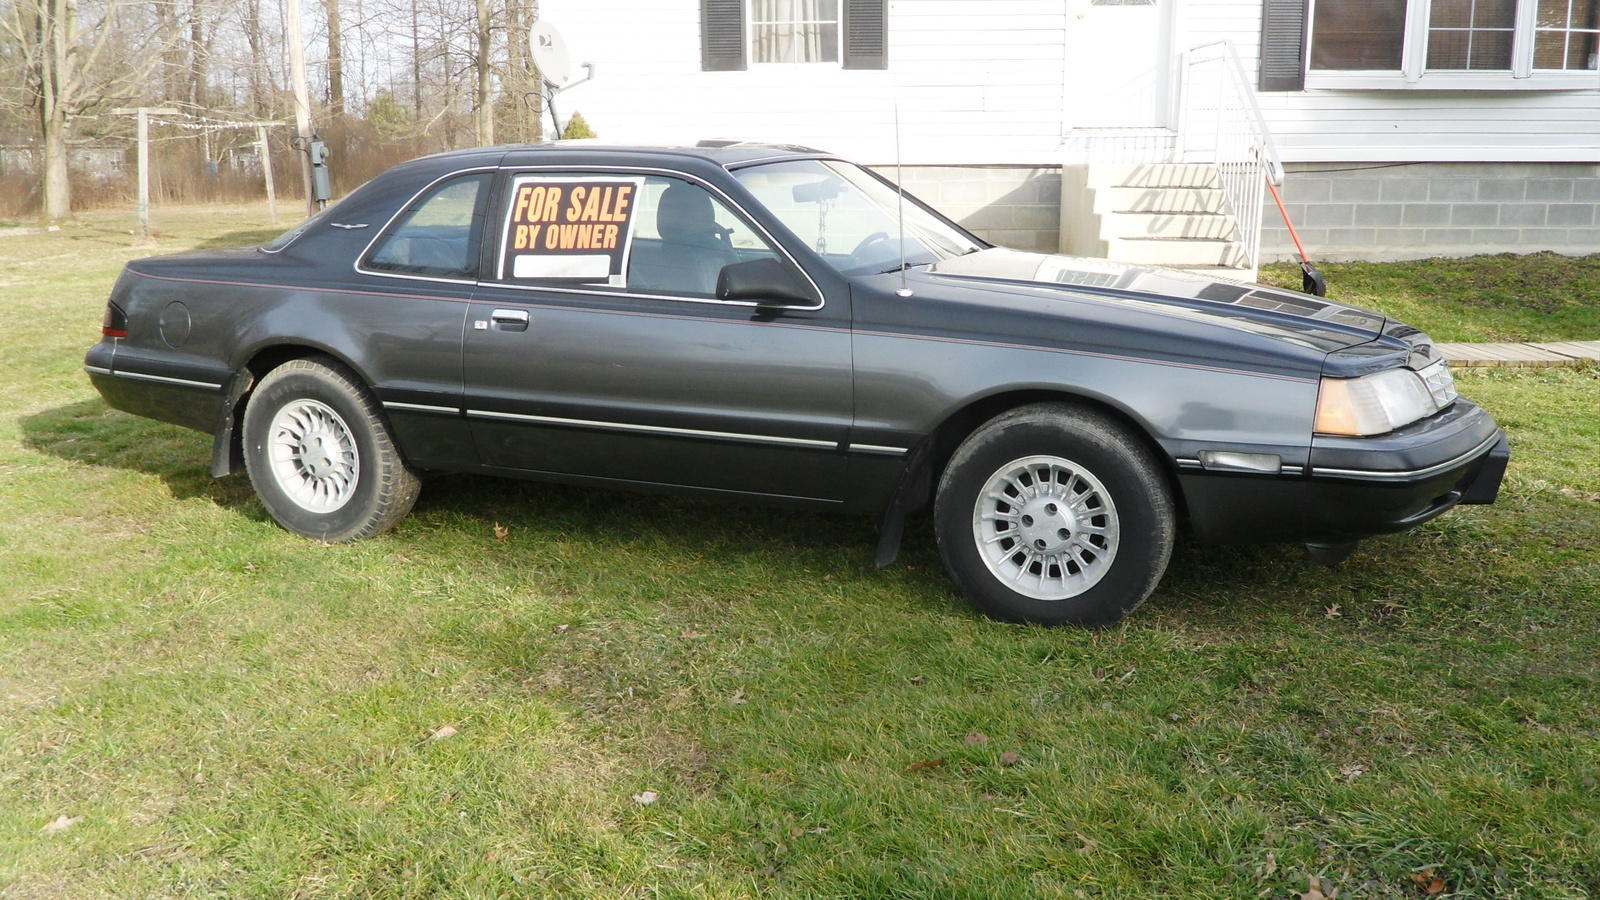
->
[632,790,658,805]
[965,732,988,746]
[729,688,747,705]
[429,724,458,741]
[1296,875,1339,900]
[1325,603,1343,619]
[41,815,81,833]
[1259,850,1278,878]
[552,624,569,634]
[681,628,704,639]
[998,751,1020,766]
[904,758,944,773]
[493,523,510,541]
[1409,871,1446,895]
[1339,763,1366,781]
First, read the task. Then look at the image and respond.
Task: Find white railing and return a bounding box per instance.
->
[1176,41,1285,274]
[1058,126,1178,165]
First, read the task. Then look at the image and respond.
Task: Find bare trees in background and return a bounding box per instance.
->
[2,0,176,220]
[0,0,550,219]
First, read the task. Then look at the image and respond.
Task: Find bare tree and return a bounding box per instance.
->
[1,0,175,220]
[471,0,488,145]
[323,0,341,117]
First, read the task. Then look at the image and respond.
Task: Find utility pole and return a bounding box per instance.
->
[112,107,179,238]
[285,0,316,216]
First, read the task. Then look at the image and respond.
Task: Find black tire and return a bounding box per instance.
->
[934,403,1175,627]
[241,357,421,542]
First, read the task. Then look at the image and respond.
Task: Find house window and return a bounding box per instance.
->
[752,0,839,63]
[701,0,886,70]
[1425,0,1517,70]
[1536,0,1600,69]
[1263,0,1600,89]
[1310,0,1409,69]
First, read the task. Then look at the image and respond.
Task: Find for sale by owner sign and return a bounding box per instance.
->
[497,175,645,286]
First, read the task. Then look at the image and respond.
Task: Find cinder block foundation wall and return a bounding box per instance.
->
[872,165,1063,253]
[877,162,1600,262]
[1261,162,1600,262]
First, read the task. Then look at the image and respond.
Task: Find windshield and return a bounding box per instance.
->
[732,159,982,275]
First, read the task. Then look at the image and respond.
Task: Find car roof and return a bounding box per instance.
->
[413,141,832,172]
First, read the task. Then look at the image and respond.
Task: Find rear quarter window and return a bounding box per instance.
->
[363,173,492,279]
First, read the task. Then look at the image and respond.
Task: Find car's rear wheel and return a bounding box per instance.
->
[242,357,420,542]
[934,403,1175,627]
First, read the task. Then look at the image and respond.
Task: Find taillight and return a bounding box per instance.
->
[102,302,127,338]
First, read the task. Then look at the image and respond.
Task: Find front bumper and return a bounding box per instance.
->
[1179,399,1508,544]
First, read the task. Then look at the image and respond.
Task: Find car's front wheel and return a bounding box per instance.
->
[934,403,1175,627]
[242,357,420,542]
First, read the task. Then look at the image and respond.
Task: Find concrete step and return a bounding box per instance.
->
[1094,186,1230,215]
[1104,237,1249,268]
[1101,210,1239,241]
[1087,163,1220,189]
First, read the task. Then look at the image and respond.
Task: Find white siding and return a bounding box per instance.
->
[539,0,1600,166]
[538,0,1067,164]
[1186,0,1600,163]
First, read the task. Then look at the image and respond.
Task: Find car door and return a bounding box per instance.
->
[463,168,853,503]
[344,168,495,469]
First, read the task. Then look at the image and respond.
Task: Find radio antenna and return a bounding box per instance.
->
[895,104,912,298]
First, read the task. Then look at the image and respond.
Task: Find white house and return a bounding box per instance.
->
[537,0,1600,266]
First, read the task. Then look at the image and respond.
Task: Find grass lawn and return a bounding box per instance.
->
[3,206,1598,899]
[1260,254,1600,344]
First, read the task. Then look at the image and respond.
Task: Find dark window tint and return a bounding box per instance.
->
[365,173,491,279]
[1311,0,1408,69]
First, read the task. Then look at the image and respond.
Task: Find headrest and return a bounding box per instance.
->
[657,182,720,244]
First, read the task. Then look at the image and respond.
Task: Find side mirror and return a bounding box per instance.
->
[716,257,815,307]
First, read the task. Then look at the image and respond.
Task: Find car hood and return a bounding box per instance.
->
[921,248,1387,352]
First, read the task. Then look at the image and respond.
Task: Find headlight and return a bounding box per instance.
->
[1314,363,1455,436]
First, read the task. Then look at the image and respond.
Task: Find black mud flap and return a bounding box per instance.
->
[874,441,933,568]
[209,368,256,477]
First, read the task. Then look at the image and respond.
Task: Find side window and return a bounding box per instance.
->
[494,172,781,299]
[365,173,490,279]
[627,176,781,298]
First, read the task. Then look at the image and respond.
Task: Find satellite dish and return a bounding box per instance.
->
[530,20,573,88]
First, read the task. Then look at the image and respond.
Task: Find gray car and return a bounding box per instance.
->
[85,143,1508,626]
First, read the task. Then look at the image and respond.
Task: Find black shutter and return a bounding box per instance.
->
[702,0,746,71]
[1258,0,1308,91]
[843,0,888,70]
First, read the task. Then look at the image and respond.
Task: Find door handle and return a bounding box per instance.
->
[490,309,530,332]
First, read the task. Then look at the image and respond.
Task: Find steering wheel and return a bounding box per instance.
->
[845,231,892,267]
